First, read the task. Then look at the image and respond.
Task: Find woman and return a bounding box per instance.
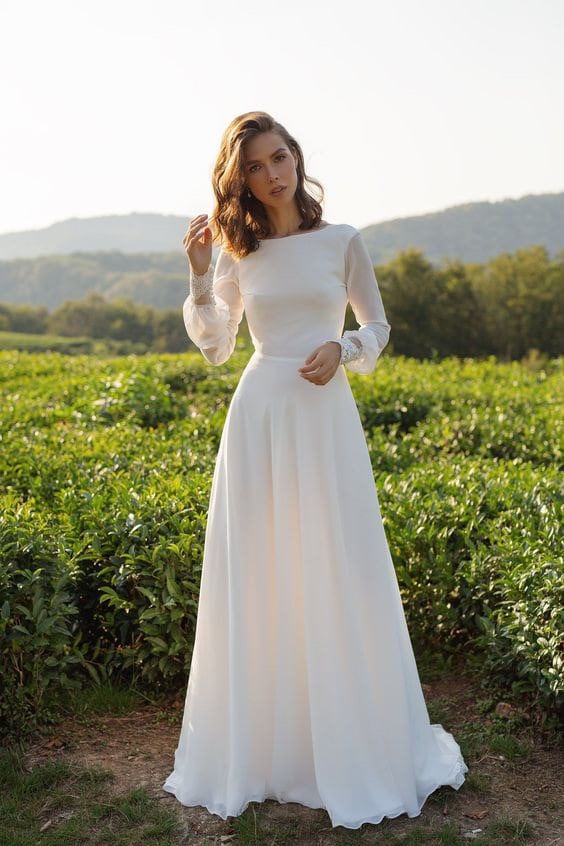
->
[162,111,468,829]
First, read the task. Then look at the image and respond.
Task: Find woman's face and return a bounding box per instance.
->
[244,131,298,208]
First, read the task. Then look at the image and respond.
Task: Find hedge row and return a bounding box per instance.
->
[1,350,562,740]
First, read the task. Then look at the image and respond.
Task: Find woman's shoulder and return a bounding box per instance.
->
[334,222,359,234]
[327,223,364,254]
[212,245,240,281]
[333,222,361,242]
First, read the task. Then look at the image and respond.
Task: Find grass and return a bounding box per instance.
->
[229,803,535,845]
[0,747,184,845]
[0,693,546,846]
[66,681,148,716]
[0,329,94,352]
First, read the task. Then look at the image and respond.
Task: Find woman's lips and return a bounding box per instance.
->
[270,186,286,195]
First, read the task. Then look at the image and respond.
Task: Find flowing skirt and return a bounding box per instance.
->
[162,350,468,829]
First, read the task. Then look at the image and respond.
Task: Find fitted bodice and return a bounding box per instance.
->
[237,225,350,358]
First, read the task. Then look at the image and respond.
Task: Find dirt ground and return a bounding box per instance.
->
[22,671,564,845]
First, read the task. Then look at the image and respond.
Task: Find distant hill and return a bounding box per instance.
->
[0,251,190,312]
[0,192,562,311]
[0,213,189,262]
[0,191,562,264]
[360,191,564,265]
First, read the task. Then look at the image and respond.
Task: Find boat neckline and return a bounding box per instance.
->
[258,223,334,242]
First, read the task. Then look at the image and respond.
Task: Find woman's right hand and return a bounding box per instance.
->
[183,214,213,276]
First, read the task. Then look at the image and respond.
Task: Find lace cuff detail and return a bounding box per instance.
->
[324,337,363,365]
[189,264,215,303]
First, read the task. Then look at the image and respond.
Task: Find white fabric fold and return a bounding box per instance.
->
[341,232,391,374]
[183,248,244,366]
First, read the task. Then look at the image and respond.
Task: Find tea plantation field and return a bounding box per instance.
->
[1,349,562,740]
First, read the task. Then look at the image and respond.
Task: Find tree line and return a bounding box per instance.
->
[0,245,562,359]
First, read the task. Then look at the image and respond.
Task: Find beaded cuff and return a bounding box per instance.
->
[339,336,362,364]
[324,337,363,365]
[189,264,215,303]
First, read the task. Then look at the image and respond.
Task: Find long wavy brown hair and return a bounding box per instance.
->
[207,111,325,260]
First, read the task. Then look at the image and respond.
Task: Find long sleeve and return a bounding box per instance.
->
[326,231,391,375]
[183,248,245,366]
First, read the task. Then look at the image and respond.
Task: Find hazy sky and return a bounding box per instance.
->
[1,0,562,235]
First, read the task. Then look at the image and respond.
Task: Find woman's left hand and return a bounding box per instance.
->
[298,342,341,385]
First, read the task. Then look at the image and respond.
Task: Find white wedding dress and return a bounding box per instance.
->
[162,223,468,829]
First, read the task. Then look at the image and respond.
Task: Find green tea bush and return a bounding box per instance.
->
[0,496,85,739]
[377,459,562,711]
[0,349,562,741]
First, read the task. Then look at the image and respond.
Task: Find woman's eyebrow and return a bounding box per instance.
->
[246,147,287,165]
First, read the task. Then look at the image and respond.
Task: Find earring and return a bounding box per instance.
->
[247,189,251,198]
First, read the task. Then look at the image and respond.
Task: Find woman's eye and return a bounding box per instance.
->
[250,154,285,173]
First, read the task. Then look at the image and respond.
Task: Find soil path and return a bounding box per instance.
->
[23,672,563,845]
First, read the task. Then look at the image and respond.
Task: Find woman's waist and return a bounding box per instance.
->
[251,351,305,362]
[249,336,341,364]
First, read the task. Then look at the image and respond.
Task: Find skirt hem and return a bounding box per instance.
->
[161,745,468,830]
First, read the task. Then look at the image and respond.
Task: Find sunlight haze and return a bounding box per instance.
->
[1,0,563,234]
